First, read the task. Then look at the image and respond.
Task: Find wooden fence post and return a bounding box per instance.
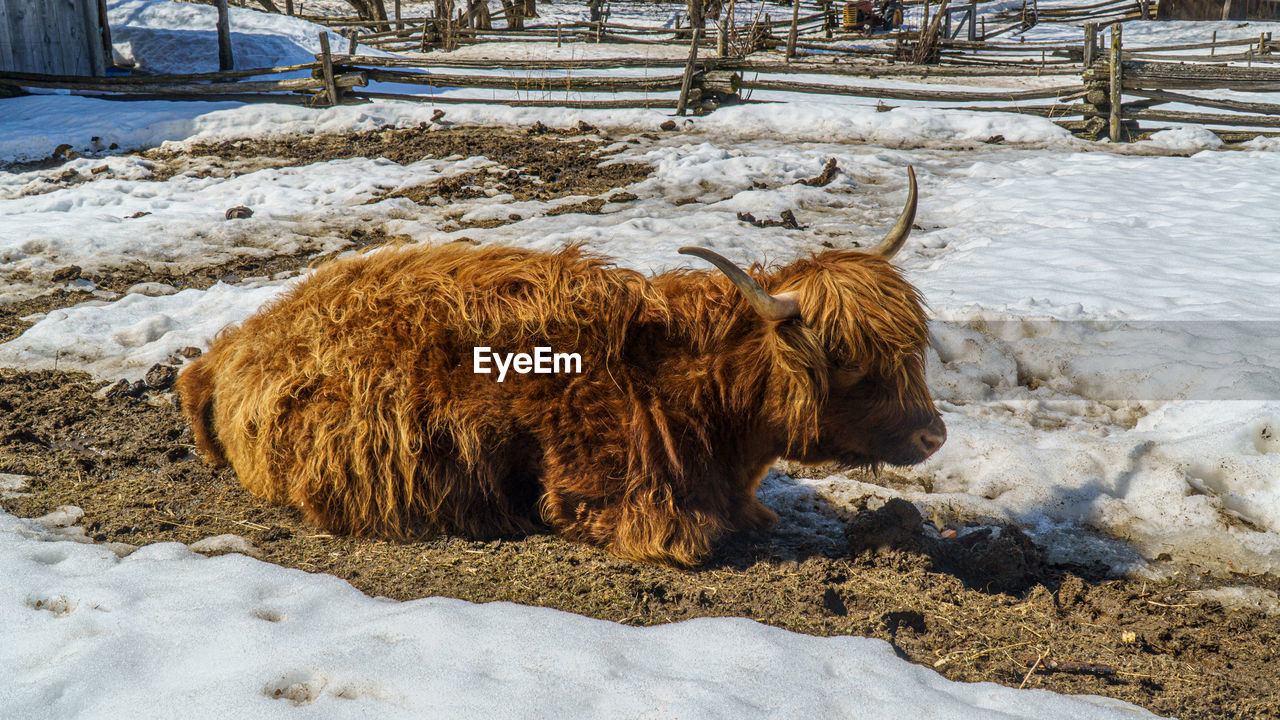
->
[676,25,703,116]
[728,0,737,45]
[786,0,800,59]
[1083,22,1096,66]
[96,0,114,69]
[285,0,293,15]
[215,0,234,71]
[1109,23,1123,141]
[914,0,949,63]
[395,0,403,30]
[348,31,358,55]
[318,32,339,106]
[718,0,733,56]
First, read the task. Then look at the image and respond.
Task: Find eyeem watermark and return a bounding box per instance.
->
[473,347,583,382]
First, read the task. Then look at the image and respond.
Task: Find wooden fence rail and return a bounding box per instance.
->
[739,78,1080,102]
[350,91,685,109]
[352,66,688,93]
[0,69,366,97]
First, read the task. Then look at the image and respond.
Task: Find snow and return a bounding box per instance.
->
[0,510,1161,719]
[0,473,33,498]
[108,0,352,73]
[3,0,1279,714]
[0,95,244,165]
[1189,585,1280,616]
[189,533,261,556]
[1021,18,1280,46]
[1,91,1081,170]
[0,281,293,377]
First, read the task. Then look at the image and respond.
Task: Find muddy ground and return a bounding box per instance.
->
[3,126,1279,720]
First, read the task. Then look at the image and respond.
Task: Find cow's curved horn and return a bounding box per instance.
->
[865,166,918,259]
[679,247,801,322]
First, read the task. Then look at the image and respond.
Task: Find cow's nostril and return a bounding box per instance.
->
[916,425,946,456]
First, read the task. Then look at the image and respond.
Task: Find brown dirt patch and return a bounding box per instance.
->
[139,125,651,233]
[3,369,1279,719]
[143,125,651,205]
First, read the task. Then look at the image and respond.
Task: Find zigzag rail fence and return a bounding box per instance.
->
[2,6,1279,143]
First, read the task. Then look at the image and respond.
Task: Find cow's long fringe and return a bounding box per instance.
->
[178,242,932,566]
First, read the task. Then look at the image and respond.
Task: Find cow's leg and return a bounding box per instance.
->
[735,497,778,533]
[542,487,725,567]
[280,421,539,540]
[730,464,778,533]
[606,501,724,567]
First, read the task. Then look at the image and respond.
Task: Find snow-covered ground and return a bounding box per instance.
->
[4,0,1280,716]
[0,510,1160,719]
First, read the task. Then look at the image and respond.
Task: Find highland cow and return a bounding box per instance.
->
[178,167,945,567]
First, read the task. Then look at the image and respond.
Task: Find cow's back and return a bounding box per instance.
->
[179,242,667,539]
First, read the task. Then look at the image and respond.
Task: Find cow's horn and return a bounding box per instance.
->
[866,166,918,259]
[679,247,801,322]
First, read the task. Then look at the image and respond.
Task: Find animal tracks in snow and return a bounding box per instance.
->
[26,593,77,617]
[262,670,393,706]
[264,669,328,705]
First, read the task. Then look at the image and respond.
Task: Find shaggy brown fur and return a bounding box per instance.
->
[178,242,942,567]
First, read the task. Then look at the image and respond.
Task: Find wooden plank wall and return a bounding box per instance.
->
[0,0,106,76]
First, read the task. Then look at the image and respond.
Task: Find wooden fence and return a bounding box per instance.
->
[1082,23,1280,140]
[0,55,365,106]
[4,11,1280,143]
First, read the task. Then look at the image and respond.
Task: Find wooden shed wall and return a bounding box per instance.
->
[0,0,107,76]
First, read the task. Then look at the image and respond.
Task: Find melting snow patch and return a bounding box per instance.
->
[1141,127,1224,153]
[0,473,33,498]
[190,534,260,557]
[0,281,292,381]
[32,506,85,529]
[1188,586,1280,616]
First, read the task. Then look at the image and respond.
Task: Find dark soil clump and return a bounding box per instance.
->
[847,498,1046,594]
[3,370,1279,720]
